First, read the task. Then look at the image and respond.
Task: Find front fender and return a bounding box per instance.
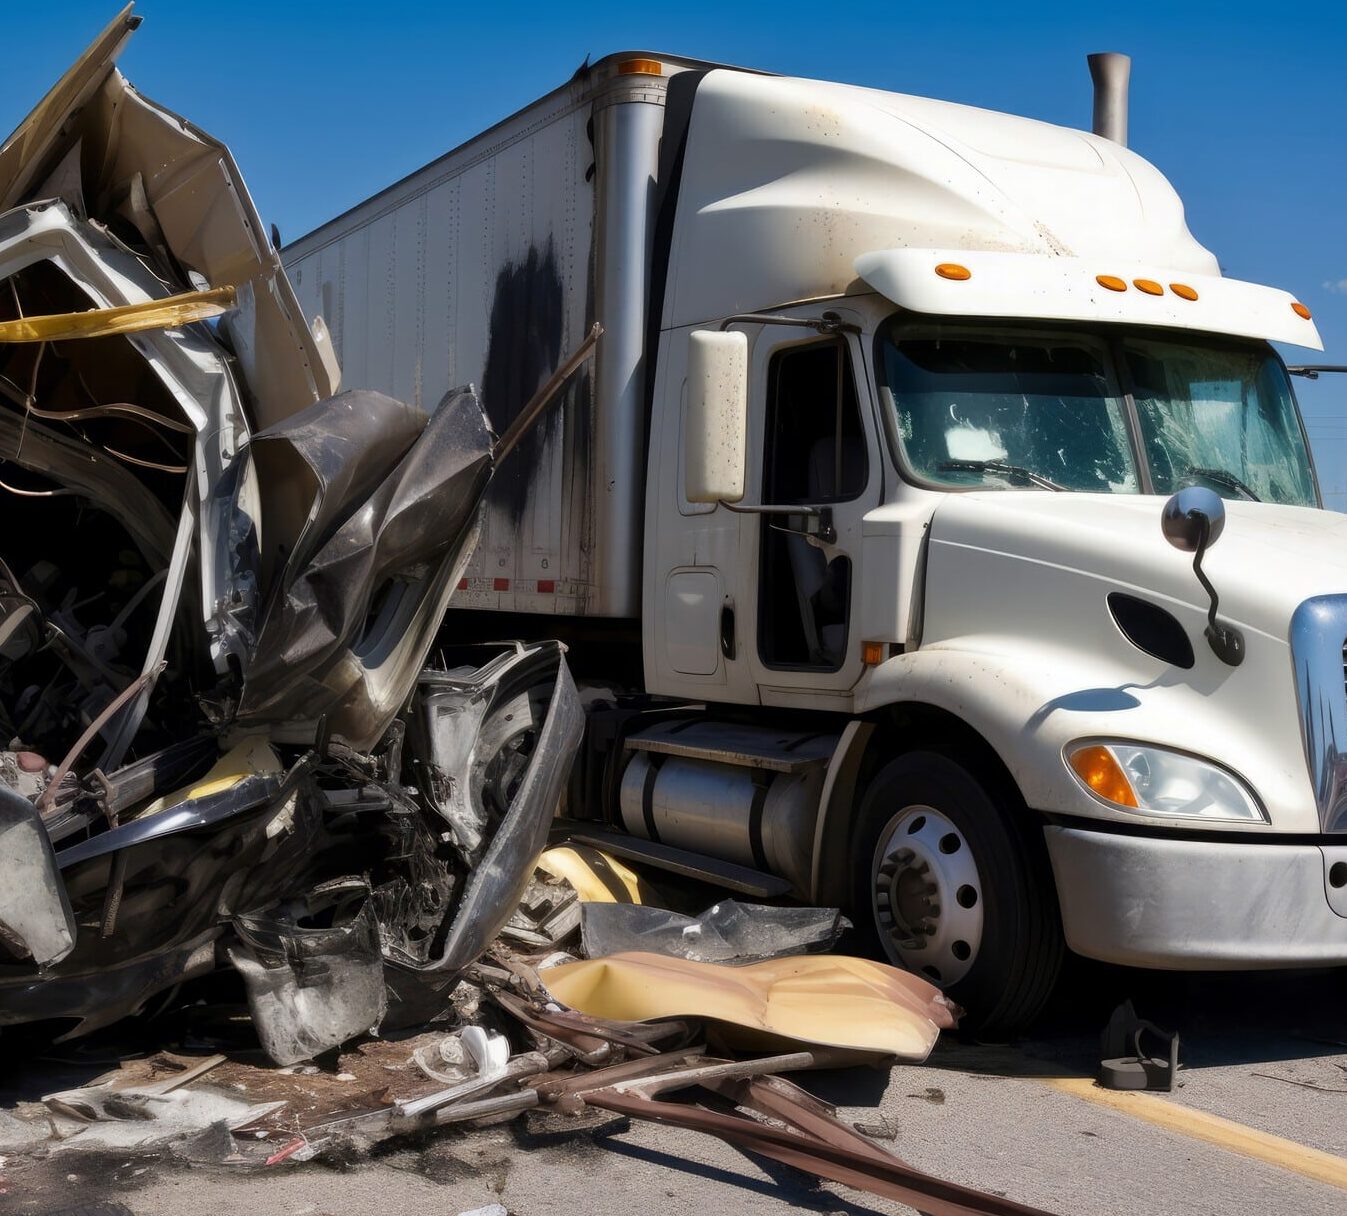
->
[852,637,1319,834]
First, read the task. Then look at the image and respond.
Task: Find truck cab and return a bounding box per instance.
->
[631,65,1339,1027]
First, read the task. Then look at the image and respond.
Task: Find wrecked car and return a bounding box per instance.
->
[0,6,583,1062]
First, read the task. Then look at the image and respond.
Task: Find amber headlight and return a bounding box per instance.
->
[1067,742,1266,823]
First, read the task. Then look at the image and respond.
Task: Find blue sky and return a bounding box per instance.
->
[4,2,1346,500]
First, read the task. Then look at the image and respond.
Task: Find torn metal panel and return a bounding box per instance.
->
[245,388,428,597]
[0,7,140,210]
[541,951,959,1061]
[0,786,75,966]
[0,761,323,1036]
[237,386,494,749]
[0,200,261,678]
[580,900,849,964]
[229,882,388,1067]
[410,646,584,973]
[0,4,337,425]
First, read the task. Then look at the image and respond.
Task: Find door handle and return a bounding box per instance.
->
[720,600,736,660]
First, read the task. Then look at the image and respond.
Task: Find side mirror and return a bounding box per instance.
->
[1161,486,1226,552]
[1160,487,1242,667]
[0,787,75,967]
[684,330,748,504]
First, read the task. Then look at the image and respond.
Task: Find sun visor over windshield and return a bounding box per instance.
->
[856,249,1323,351]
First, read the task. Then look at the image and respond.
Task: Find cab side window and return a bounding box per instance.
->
[758,340,866,669]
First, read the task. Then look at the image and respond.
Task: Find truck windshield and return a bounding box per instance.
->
[877,321,1317,505]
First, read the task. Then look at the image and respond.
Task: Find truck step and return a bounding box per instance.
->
[558,826,793,898]
[623,719,836,774]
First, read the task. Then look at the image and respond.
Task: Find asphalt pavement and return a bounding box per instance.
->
[3,963,1346,1216]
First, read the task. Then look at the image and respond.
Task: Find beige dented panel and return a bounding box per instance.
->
[541,950,957,1061]
[536,845,655,905]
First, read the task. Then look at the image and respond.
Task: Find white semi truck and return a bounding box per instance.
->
[284,52,1344,1029]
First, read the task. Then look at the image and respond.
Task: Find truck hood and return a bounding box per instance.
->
[926,491,1347,644]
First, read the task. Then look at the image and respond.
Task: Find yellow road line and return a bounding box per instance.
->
[1045,1075,1347,1192]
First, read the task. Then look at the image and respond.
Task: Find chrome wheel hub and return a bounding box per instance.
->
[871,805,984,987]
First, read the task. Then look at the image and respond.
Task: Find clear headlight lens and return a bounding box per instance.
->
[1067,742,1266,823]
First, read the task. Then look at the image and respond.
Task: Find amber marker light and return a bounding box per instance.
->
[1133,279,1164,296]
[1096,275,1127,292]
[1292,302,1313,320]
[1068,745,1139,808]
[935,263,972,281]
[617,58,663,75]
[861,641,886,666]
[1170,283,1199,301]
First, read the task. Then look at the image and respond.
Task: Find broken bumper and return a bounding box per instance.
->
[1045,825,1347,967]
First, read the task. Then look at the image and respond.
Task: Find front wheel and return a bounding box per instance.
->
[851,750,1063,1035]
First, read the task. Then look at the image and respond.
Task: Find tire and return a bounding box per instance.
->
[850,750,1063,1036]
[470,682,553,825]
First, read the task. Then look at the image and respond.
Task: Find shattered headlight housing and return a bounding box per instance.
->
[1067,742,1267,823]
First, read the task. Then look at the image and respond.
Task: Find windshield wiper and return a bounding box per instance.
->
[938,459,1067,492]
[1183,466,1260,502]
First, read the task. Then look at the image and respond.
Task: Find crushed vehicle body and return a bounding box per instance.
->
[0,7,584,1055]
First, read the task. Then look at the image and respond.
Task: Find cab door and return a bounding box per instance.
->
[743,327,881,700]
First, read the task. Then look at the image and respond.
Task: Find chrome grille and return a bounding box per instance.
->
[1290,596,1347,833]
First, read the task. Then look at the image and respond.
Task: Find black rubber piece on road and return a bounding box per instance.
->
[849,750,1064,1037]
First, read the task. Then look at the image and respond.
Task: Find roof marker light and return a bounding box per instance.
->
[1133,279,1164,296]
[1170,283,1199,301]
[1292,302,1313,320]
[935,263,972,281]
[1096,275,1127,292]
[617,58,663,76]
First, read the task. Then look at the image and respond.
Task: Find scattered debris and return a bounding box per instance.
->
[907,1086,947,1105]
[580,899,849,963]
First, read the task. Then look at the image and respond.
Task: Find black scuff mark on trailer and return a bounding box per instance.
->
[482,241,564,524]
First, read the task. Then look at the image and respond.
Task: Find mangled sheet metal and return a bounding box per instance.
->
[0,7,589,1062]
[541,952,960,1061]
[581,899,849,963]
[236,386,493,748]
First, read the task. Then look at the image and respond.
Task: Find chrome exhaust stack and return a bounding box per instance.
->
[1088,52,1132,146]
